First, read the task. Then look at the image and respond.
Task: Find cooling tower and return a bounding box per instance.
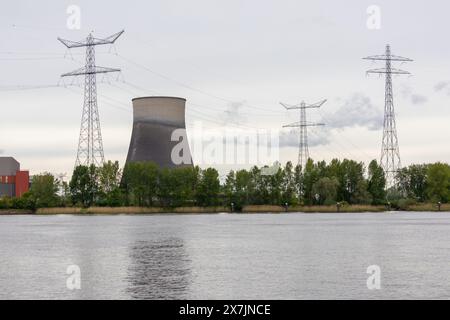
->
[125,96,193,168]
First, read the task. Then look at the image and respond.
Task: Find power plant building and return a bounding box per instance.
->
[0,157,29,198]
[126,96,193,168]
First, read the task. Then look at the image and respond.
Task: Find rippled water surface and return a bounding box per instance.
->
[1,212,450,299]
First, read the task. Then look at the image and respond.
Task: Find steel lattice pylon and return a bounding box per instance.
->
[364,44,412,188]
[58,30,124,167]
[281,100,326,169]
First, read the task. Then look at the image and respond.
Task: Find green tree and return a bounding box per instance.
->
[158,167,177,207]
[224,170,236,206]
[351,179,373,205]
[55,158,450,210]
[234,169,253,208]
[142,162,159,206]
[268,165,283,205]
[340,159,365,203]
[121,162,159,206]
[163,166,200,207]
[196,168,220,206]
[122,162,144,206]
[426,163,450,202]
[312,177,340,205]
[327,159,344,201]
[98,161,121,193]
[28,173,60,208]
[303,159,318,205]
[59,180,71,207]
[397,164,428,202]
[251,166,267,204]
[69,165,99,207]
[368,160,386,204]
[98,160,122,206]
[281,162,297,205]
[293,164,303,203]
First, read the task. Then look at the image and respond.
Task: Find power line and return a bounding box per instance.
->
[0,57,67,61]
[308,127,353,162]
[316,109,375,162]
[117,79,269,130]
[64,85,131,114]
[114,53,280,115]
[309,126,361,161]
[0,84,61,91]
[120,78,286,124]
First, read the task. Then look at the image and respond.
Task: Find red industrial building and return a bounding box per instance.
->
[0,157,29,198]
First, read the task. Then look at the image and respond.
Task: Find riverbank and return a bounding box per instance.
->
[35,205,385,214]
[1,203,448,215]
[30,203,450,214]
[35,206,229,215]
[0,209,33,215]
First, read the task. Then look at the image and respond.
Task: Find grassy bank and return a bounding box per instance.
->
[10,203,450,215]
[36,204,389,215]
[408,203,450,212]
[0,209,33,215]
[292,205,386,213]
[36,206,229,215]
[242,204,386,213]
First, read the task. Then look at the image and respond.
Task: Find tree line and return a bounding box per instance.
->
[1,159,450,211]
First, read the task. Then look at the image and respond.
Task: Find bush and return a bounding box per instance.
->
[393,198,417,211]
[324,199,337,206]
[11,194,35,210]
[0,197,12,209]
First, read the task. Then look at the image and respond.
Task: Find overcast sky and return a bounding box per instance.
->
[1,0,449,176]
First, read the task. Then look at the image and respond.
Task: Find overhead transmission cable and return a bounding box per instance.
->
[114,53,280,115]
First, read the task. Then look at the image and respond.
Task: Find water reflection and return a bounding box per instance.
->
[126,238,191,299]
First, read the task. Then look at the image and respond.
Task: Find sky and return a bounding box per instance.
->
[0,0,449,177]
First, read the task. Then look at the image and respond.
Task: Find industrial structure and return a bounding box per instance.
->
[58,30,124,167]
[364,44,412,188]
[125,96,193,168]
[0,157,29,198]
[281,100,326,169]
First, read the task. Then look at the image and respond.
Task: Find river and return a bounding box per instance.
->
[0,212,449,299]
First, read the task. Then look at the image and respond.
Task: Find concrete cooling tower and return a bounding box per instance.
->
[125,96,193,168]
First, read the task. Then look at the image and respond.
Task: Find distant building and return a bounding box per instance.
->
[0,157,29,198]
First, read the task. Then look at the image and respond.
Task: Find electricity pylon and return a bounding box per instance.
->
[58,30,124,167]
[281,100,326,169]
[364,44,412,188]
